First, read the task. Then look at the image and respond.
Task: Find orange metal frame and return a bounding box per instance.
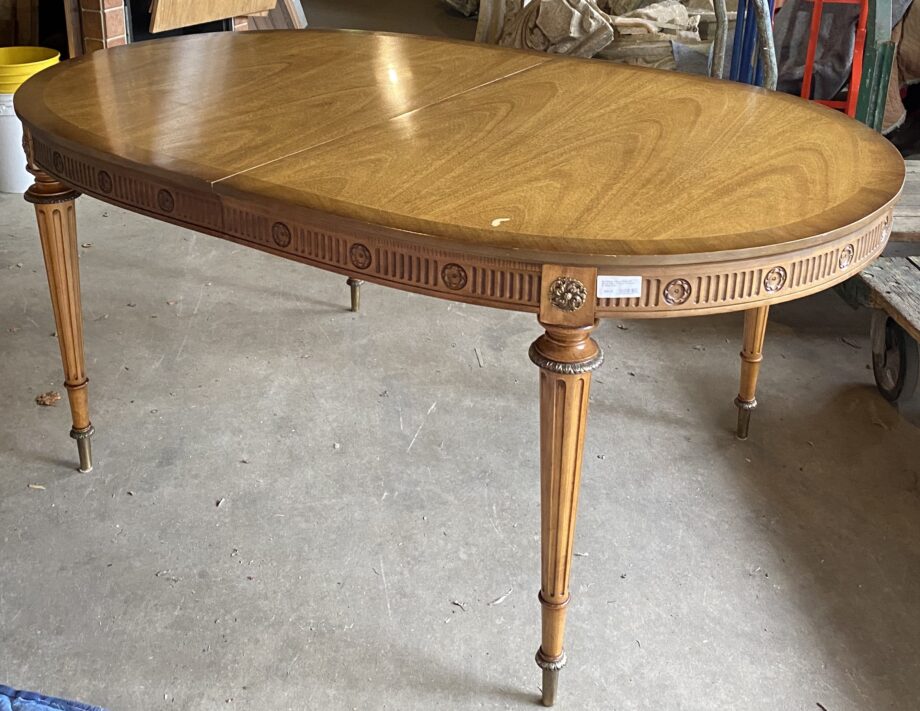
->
[801,0,869,116]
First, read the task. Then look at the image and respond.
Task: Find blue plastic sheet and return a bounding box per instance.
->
[0,686,105,711]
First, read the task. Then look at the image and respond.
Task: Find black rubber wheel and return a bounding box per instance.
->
[871,311,920,405]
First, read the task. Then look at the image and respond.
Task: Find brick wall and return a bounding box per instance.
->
[80,0,127,52]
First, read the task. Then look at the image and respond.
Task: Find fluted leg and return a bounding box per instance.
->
[26,170,93,472]
[346,277,363,312]
[530,322,603,706]
[735,306,769,440]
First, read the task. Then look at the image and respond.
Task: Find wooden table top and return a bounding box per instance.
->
[15,30,906,317]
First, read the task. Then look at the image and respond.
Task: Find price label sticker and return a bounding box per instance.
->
[597,275,643,299]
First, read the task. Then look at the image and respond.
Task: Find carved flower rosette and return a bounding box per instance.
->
[763,267,787,293]
[663,278,691,306]
[549,277,587,312]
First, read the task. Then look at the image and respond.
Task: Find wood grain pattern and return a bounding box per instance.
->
[15,30,903,263]
[15,31,546,186]
[150,0,276,33]
[222,51,903,258]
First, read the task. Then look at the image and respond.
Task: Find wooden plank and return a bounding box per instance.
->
[279,0,306,28]
[150,0,277,33]
[0,0,15,46]
[884,242,920,257]
[62,0,82,58]
[892,160,920,242]
[247,0,306,30]
[15,0,38,45]
[858,257,920,343]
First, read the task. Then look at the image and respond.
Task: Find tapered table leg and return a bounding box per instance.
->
[26,170,94,472]
[530,321,603,707]
[735,305,769,440]
[346,277,364,312]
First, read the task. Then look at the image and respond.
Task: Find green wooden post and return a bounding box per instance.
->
[839,0,896,312]
[855,0,895,131]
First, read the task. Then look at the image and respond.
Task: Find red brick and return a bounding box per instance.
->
[106,35,127,47]
[103,8,125,37]
[83,38,105,53]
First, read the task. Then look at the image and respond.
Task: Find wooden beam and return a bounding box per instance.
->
[246,0,306,30]
[15,0,39,45]
[859,257,920,343]
[892,161,920,242]
[150,0,277,33]
[0,0,15,46]
[62,0,83,58]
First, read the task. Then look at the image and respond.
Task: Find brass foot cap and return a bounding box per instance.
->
[536,649,566,704]
[346,278,364,312]
[541,669,560,707]
[71,424,94,473]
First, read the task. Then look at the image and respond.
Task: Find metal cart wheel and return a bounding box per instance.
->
[871,310,920,409]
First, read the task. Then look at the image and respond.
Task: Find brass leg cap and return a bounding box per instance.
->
[541,668,559,707]
[536,648,565,707]
[734,397,756,440]
[346,278,364,313]
[71,424,94,473]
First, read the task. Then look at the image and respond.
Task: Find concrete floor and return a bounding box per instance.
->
[304,0,476,39]
[3,3,920,710]
[2,191,920,711]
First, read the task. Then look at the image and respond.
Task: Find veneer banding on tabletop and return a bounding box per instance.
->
[25,129,898,319]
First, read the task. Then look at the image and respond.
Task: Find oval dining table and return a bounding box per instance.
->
[15,29,904,706]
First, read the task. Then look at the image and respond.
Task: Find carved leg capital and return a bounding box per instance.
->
[529,323,604,374]
[530,321,602,707]
[24,166,81,205]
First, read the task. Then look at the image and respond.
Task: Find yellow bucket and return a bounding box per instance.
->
[0,47,60,95]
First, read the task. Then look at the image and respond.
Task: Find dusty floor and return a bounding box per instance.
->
[2,191,920,711]
[304,0,476,38]
[3,2,920,710]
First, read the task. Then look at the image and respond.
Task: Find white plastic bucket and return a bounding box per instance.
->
[0,93,31,193]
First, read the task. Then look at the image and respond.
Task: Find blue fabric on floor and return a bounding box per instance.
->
[0,686,105,711]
